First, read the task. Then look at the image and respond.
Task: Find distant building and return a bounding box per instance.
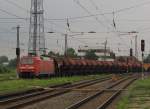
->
[78,46,115,61]
[2,62,9,66]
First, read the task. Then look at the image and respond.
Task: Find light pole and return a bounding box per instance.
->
[64,34,68,57]
[135,35,138,58]
[104,40,107,61]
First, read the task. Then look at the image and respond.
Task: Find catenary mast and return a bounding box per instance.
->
[28,0,45,56]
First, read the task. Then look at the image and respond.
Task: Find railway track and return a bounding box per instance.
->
[0,82,71,101]
[21,75,128,109]
[66,76,137,109]
[0,77,111,109]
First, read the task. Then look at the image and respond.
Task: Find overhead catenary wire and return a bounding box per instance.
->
[88,0,127,51]
[0,21,24,23]
[72,0,109,30]
[2,17,150,23]
[0,8,28,21]
[116,19,150,22]
[0,18,28,20]
[86,0,130,49]
[46,0,150,21]
[0,8,27,20]
[0,0,29,21]
[0,1,149,22]
[46,21,134,50]
[4,0,30,13]
[88,0,114,29]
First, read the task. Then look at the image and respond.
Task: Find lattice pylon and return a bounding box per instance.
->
[28,0,45,55]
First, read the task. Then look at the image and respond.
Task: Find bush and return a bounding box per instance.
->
[8,58,17,68]
[0,65,11,73]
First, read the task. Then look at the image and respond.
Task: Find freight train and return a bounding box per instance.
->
[17,55,142,78]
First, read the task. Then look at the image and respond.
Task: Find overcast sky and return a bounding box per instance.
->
[0,0,150,59]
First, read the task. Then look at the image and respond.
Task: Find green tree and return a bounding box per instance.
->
[48,51,61,57]
[84,50,99,60]
[48,48,77,58]
[66,48,77,58]
[144,54,150,63]
[0,56,8,64]
[48,51,56,57]
[0,65,10,73]
[8,58,17,68]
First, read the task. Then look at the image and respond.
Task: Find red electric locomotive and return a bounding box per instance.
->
[18,56,55,78]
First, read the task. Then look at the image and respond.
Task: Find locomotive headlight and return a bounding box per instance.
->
[20,66,35,71]
[20,67,26,69]
[28,67,35,69]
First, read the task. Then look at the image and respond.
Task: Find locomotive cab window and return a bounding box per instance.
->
[21,57,33,65]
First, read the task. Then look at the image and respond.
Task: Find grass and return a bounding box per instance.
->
[117,77,150,109]
[0,71,17,81]
[0,73,109,94]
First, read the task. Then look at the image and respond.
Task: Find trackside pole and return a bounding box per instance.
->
[141,40,145,80]
[142,52,144,80]
[16,25,20,78]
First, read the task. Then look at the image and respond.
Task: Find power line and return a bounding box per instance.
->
[0,8,27,20]
[0,1,149,22]
[0,18,28,20]
[89,0,99,10]
[73,0,109,30]
[115,1,150,13]
[69,35,89,45]
[0,31,28,34]
[86,0,130,49]
[1,17,150,23]
[4,0,30,13]
[88,0,115,30]
[116,19,150,22]
[0,21,24,23]
[46,1,150,21]
[88,0,112,24]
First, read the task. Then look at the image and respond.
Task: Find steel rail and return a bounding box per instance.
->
[97,78,137,109]
[0,77,111,109]
[0,82,71,102]
[66,76,135,109]
[0,78,104,102]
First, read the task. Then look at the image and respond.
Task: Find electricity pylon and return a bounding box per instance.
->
[28,0,45,56]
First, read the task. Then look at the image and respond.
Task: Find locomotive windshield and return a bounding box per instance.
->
[21,57,33,65]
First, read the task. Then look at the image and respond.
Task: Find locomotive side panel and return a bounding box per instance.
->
[37,57,55,76]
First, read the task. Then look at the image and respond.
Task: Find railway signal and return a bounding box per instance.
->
[141,39,145,79]
[130,48,133,57]
[141,40,145,52]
